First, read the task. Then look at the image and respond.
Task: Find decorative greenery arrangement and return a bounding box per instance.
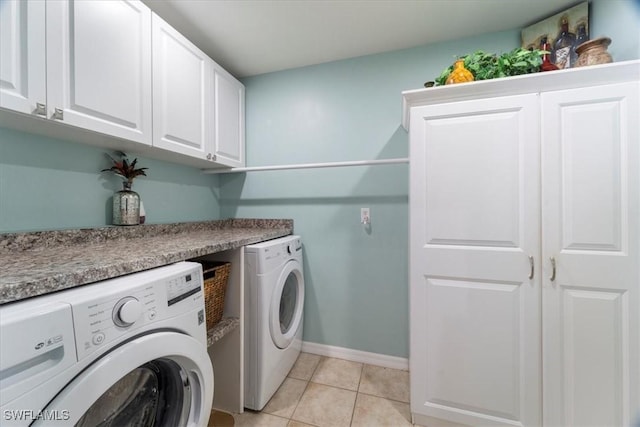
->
[435,48,546,86]
[102,151,148,186]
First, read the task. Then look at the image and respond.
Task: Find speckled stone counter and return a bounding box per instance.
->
[0,219,292,304]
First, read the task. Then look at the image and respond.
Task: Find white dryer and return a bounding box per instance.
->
[0,262,213,426]
[244,235,304,411]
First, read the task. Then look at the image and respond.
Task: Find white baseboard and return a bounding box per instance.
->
[301,341,409,370]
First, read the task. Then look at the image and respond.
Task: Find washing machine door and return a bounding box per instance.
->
[270,259,304,349]
[35,332,213,427]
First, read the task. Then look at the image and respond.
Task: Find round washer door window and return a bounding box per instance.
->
[35,332,213,427]
[75,358,189,427]
[270,260,304,349]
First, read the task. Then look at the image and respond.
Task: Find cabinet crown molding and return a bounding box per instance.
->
[402,59,640,130]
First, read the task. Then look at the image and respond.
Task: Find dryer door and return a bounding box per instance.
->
[270,259,304,349]
[35,332,213,427]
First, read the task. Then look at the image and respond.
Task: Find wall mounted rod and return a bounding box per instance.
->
[203,157,409,174]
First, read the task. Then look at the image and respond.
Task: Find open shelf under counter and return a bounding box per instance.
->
[192,247,245,414]
[207,317,240,347]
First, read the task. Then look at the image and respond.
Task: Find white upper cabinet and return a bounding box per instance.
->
[45,0,152,145]
[151,13,245,166]
[0,0,46,116]
[213,66,245,167]
[0,0,245,168]
[151,13,245,167]
[152,13,212,159]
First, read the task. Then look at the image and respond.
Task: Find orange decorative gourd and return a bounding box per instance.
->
[445,59,474,85]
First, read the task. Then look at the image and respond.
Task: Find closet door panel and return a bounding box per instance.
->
[542,81,640,427]
[410,94,541,427]
[423,112,521,248]
[422,277,523,419]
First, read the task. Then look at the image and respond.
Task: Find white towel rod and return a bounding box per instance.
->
[203,157,409,174]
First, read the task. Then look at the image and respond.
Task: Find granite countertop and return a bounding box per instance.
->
[0,219,293,305]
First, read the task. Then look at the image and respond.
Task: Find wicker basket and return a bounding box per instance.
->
[199,261,231,330]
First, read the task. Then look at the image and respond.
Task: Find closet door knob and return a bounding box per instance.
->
[549,257,556,282]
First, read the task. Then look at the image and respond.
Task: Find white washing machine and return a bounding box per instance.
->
[244,235,304,411]
[0,262,214,426]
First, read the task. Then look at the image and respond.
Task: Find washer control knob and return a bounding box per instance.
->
[287,243,294,254]
[113,297,142,327]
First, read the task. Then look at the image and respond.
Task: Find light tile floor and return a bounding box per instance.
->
[231,352,416,427]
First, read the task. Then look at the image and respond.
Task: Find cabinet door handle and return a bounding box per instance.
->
[52,108,64,120]
[549,257,556,282]
[528,256,534,280]
[34,102,46,116]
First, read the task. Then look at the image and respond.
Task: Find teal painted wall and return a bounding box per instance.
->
[221,30,520,358]
[222,0,640,358]
[590,0,640,61]
[0,128,220,232]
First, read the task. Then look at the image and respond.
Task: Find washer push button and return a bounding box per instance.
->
[92,332,106,346]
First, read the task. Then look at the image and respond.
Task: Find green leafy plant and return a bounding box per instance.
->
[435,48,545,86]
[101,151,148,186]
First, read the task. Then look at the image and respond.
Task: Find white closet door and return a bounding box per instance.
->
[46,0,152,145]
[409,94,541,427]
[542,82,640,427]
[0,0,46,115]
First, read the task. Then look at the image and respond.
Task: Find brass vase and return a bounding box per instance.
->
[575,37,613,67]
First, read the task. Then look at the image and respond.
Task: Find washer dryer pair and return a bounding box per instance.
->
[244,235,305,411]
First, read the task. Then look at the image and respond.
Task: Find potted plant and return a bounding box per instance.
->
[435,48,546,86]
[102,151,148,188]
[102,152,148,225]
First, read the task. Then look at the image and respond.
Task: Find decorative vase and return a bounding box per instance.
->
[113,182,140,225]
[446,60,474,85]
[575,37,613,67]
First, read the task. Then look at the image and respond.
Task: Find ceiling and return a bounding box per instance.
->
[143,0,581,78]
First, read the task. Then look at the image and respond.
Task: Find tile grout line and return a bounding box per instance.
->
[348,363,366,426]
[286,354,324,426]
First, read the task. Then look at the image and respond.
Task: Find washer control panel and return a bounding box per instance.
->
[248,236,302,273]
[68,263,203,361]
[73,284,160,360]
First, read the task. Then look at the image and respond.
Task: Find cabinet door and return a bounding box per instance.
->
[152,13,212,160]
[46,0,152,145]
[409,94,541,427]
[213,66,245,167]
[0,0,46,116]
[542,82,640,427]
